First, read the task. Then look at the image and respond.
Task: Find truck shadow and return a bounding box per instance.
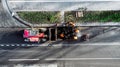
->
[0,27,118,45]
[47,27,119,46]
[0,31,40,44]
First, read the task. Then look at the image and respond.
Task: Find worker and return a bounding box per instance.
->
[75,29,79,33]
[65,22,75,27]
[68,22,75,27]
[60,33,68,40]
[60,33,64,38]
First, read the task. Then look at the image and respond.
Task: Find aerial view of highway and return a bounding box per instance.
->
[1,0,120,67]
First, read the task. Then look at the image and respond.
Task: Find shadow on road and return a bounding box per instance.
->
[0,27,118,45]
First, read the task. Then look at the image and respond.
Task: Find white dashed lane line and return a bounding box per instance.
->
[0,43,120,47]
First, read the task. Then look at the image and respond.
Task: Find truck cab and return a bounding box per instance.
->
[23,28,48,43]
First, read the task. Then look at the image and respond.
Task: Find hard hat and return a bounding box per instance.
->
[74,36,78,40]
[69,22,75,26]
[60,33,64,38]
[69,22,73,24]
[72,24,75,27]
[75,29,79,33]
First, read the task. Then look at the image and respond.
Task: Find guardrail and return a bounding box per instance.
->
[4,0,120,27]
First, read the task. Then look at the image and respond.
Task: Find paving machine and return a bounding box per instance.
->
[23,22,81,43]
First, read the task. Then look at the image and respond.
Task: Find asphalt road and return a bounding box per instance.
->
[0,27,120,67]
[2,0,120,67]
[0,27,113,45]
[1,45,120,66]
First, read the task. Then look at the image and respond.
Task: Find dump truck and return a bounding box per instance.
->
[23,22,82,43]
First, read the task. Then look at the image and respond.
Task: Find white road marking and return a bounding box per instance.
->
[14,10,60,12]
[81,42,120,45]
[0,50,41,52]
[27,45,30,46]
[22,44,25,46]
[0,42,120,47]
[17,44,20,46]
[0,45,4,46]
[9,58,120,62]
[14,9,112,12]
[8,0,120,2]
[72,62,120,66]
[35,42,120,46]
[6,45,9,46]
[8,59,39,61]
[45,58,120,61]
[14,64,57,67]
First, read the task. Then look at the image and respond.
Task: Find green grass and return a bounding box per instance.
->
[18,11,120,24]
[65,11,120,23]
[17,11,61,24]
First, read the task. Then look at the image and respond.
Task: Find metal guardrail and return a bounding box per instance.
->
[4,0,120,27]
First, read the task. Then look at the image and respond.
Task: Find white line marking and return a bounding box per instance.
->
[14,10,59,12]
[0,45,4,46]
[72,62,120,66]
[8,59,39,61]
[32,44,36,46]
[35,42,120,46]
[0,42,120,47]
[8,0,120,2]
[27,45,30,46]
[6,45,9,46]
[16,44,20,46]
[11,44,15,46]
[45,58,120,61]
[14,64,58,67]
[22,44,25,46]
[13,9,120,12]
[81,42,120,45]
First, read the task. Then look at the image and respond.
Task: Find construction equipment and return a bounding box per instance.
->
[23,28,48,43]
[23,22,81,43]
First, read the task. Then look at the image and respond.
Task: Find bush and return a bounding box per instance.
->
[65,11,120,23]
